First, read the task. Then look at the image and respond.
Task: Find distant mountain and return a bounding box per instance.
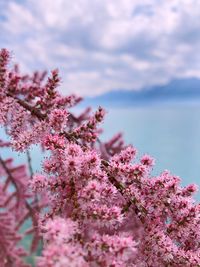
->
[83,78,200,107]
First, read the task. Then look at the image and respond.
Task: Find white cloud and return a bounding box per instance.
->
[0,0,200,96]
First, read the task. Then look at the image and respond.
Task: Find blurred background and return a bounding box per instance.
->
[1,0,200,198]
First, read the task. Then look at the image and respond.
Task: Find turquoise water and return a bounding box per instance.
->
[1,104,200,199]
[102,104,200,199]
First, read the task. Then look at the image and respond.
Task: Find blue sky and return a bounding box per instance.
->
[0,0,200,96]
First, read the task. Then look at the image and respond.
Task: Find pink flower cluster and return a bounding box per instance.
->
[0,48,200,266]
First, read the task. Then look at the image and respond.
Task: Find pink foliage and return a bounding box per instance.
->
[0,48,200,266]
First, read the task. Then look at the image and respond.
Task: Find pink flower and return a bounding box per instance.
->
[1,48,200,266]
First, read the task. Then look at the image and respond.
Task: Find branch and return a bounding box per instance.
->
[5,94,147,220]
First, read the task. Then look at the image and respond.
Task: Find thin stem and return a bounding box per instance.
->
[26,150,34,178]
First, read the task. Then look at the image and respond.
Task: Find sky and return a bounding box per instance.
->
[0,0,200,97]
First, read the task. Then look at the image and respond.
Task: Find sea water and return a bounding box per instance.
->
[102,104,200,200]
